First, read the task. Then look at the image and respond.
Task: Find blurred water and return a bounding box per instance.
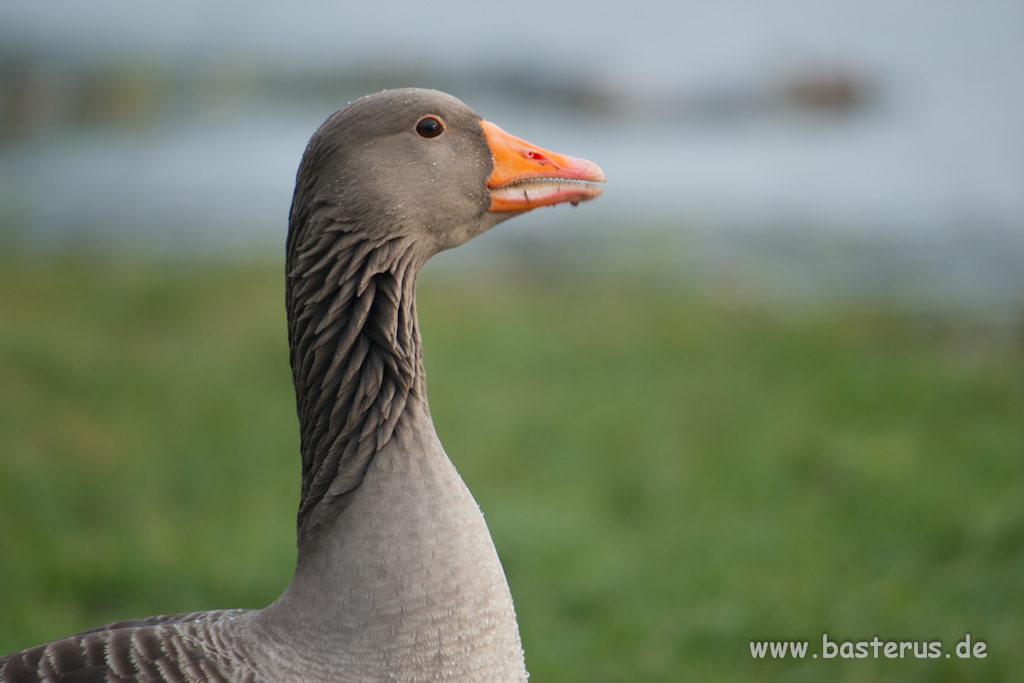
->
[1,0,1022,304]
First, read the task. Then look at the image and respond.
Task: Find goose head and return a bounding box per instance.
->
[288,88,604,258]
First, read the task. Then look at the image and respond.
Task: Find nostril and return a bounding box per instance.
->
[525,151,549,164]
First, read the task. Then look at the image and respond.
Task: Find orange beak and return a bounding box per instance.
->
[480,120,605,212]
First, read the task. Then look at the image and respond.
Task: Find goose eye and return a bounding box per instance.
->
[415,116,445,139]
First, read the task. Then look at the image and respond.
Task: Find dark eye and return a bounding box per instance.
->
[415,116,445,139]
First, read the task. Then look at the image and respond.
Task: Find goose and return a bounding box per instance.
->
[1,88,604,683]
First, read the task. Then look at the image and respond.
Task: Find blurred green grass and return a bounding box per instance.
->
[1,253,1022,682]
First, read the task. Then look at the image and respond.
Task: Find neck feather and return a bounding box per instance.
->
[286,221,427,538]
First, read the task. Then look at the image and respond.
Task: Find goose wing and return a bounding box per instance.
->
[1,611,257,683]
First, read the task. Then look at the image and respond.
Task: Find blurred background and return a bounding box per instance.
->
[1,1,1022,681]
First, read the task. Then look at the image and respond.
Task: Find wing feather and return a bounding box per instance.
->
[0,611,256,683]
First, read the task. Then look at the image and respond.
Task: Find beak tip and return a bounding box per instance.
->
[579,160,605,183]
